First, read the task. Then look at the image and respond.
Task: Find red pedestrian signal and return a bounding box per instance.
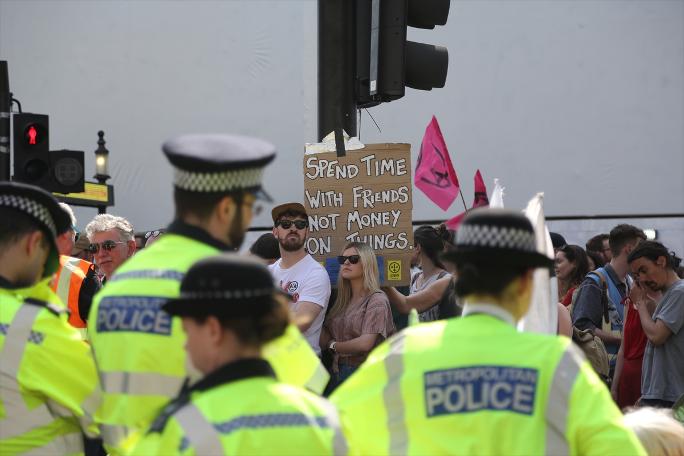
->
[26,125,38,145]
[13,113,50,186]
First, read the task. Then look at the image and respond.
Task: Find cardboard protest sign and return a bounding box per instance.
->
[303,143,414,286]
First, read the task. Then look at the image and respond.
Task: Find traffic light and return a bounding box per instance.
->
[356,0,450,107]
[13,113,51,187]
[12,113,84,193]
[50,149,85,194]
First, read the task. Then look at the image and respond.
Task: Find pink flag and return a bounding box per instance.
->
[444,170,489,230]
[415,116,460,211]
[472,169,489,209]
[445,210,467,230]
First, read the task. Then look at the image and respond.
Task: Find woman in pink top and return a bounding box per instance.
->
[321,242,395,392]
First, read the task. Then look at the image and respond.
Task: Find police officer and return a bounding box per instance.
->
[88,134,329,451]
[0,182,101,454]
[130,255,346,454]
[331,208,646,455]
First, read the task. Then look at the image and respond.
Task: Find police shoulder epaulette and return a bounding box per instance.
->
[24,298,67,317]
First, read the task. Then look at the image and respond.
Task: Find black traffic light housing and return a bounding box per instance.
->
[355,0,450,108]
[12,113,52,187]
[50,149,85,194]
[319,0,450,140]
[12,113,84,193]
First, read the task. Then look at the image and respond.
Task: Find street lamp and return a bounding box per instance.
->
[94,130,110,214]
[94,130,110,184]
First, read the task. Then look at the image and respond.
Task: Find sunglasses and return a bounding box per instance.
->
[145,230,163,239]
[337,255,361,265]
[276,219,308,230]
[88,240,126,253]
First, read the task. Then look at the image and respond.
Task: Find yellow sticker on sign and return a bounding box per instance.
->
[387,260,402,281]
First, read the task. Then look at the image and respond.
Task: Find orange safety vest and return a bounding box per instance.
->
[50,255,92,328]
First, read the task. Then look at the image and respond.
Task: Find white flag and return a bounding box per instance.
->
[518,193,557,334]
[489,179,505,208]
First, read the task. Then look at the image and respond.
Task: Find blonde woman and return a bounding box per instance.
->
[320,242,395,391]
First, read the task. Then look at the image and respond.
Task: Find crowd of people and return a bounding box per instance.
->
[550,226,684,416]
[1,133,683,455]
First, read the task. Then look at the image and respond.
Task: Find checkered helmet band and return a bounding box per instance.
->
[457,224,537,252]
[174,166,264,193]
[179,288,273,300]
[0,194,56,236]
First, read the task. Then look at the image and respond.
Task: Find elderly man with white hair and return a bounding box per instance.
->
[85,214,137,282]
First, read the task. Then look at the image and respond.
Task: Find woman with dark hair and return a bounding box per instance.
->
[383,224,458,322]
[130,255,344,454]
[586,250,604,271]
[320,242,395,391]
[555,244,590,306]
[330,208,644,454]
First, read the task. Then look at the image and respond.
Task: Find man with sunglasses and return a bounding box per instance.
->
[269,202,331,356]
[87,135,328,452]
[85,213,137,282]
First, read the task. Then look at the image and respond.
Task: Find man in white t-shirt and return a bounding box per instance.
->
[268,202,331,355]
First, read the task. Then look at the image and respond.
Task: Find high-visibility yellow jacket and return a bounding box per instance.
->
[331,303,646,455]
[88,221,329,452]
[129,359,346,455]
[0,285,100,455]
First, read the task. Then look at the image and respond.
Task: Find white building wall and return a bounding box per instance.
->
[1,0,682,248]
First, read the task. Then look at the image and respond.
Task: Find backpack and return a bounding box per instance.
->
[570,270,613,383]
[572,326,610,382]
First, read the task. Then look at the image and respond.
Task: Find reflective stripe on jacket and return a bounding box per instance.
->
[331,312,646,455]
[88,232,329,452]
[50,255,92,328]
[130,376,346,455]
[0,288,101,455]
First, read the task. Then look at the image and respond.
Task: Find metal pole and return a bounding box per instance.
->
[318,0,357,141]
[0,61,11,181]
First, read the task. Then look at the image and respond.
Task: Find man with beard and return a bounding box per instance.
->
[628,241,684,408]
[88,136,329,452]
[572,224,646,378]
[587,233,612,266]
[269,202,331,356]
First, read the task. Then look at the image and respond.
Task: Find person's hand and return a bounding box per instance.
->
[629,282,653,311]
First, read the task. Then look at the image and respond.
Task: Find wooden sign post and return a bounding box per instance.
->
[303,143,414,286]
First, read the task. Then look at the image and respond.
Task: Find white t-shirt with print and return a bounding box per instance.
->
[269,254,331,356]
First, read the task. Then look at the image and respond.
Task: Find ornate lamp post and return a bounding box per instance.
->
[94,130,110,214]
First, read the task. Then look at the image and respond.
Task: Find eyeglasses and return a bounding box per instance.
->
[276,219,308,230]
[88,240,126,253]
[337,255,361,265]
